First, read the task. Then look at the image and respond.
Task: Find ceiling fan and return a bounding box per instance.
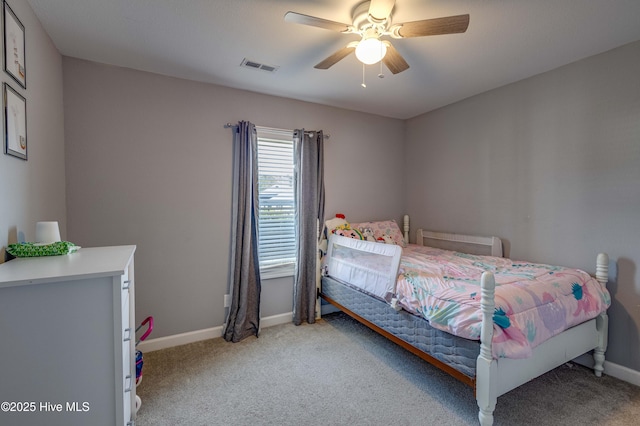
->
[284,0,469,75]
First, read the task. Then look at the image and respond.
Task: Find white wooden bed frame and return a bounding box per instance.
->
[318,215,609,426]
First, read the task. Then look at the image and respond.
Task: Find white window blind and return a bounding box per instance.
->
[256,129,296,278]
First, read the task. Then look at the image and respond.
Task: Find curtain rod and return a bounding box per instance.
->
[224,123,329,139]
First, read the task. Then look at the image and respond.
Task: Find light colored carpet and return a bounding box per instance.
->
[135,313,640,425]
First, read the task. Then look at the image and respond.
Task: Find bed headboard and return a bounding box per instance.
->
[416,229,503,257]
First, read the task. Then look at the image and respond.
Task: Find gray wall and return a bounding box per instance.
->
[62,57,405,338]
[405,41,640,371]
[0,0,65,261]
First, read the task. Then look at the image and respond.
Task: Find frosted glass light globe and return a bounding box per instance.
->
[355,38,387,65]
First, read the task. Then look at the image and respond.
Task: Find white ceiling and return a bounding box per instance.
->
[27,0,640,119]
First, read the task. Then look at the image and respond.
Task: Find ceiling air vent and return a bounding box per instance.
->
[240,58,279,73]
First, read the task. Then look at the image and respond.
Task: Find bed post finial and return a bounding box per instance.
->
[596,253,609,286]
[403,215,409,243]
[477,271,497,426]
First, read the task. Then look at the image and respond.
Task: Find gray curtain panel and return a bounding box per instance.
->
[293,130,325,325]
[224,121,261,342]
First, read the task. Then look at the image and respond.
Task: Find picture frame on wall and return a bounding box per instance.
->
[4,82,26,160]
[3,1,26,88]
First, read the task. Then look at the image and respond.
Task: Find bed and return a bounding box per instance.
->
[318,217,610,426]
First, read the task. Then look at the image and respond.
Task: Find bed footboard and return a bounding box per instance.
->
[475,253,609,426]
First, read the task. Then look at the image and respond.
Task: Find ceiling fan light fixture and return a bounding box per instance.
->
[286,1,470,75]
[355,37,387,65]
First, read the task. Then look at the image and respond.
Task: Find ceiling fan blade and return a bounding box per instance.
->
[314,45,356,69]
[382,42,409,74]
[284,11,351,33]
[369,0,395,21]
[397,14,470,38]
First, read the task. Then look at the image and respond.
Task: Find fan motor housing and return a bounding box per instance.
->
[352,1,390,32]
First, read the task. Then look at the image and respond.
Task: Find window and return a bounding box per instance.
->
[256,128,296,279]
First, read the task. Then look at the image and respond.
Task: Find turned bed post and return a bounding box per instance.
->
[594,253,609,377]
[403,215,410,243]
[476,271,497,426]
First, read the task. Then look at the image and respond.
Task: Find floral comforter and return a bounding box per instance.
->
[395,245,611,359]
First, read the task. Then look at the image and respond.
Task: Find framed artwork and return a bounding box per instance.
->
[3,1,26,88]
[4,82,26,160]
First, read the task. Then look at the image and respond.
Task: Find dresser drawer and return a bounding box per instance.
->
[123,338,131,383]
[122,288,130,328]
[123,370,133,425]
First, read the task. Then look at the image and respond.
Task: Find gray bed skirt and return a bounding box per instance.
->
[321,276,480,380]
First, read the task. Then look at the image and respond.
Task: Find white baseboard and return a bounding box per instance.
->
[137,312,293,353]
[604,360,640,387]
[259,312,293,329]
[321,304,340,315]
[573,353,640,387]
[137,324,224,353]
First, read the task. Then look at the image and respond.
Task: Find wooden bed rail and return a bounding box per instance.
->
[320,291,477,388]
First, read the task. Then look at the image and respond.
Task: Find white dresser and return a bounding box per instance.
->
[0,246,136,426]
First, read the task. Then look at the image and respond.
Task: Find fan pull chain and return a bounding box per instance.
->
[361,63,366,88]
[378,40,385,78]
